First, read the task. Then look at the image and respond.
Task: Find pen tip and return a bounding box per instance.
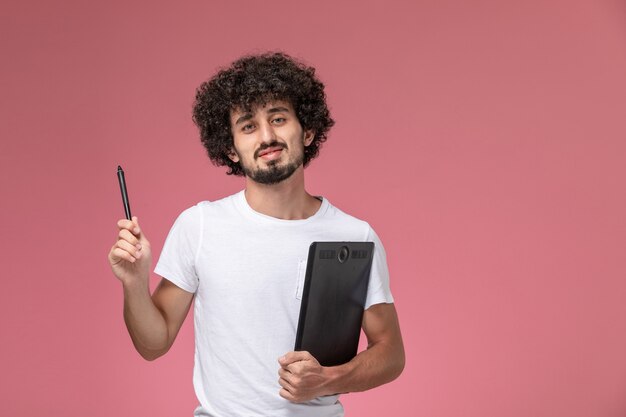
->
[118,165,122,171]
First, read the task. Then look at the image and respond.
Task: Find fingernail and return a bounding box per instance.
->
[135,251,142,259]
[136,244,142,250]
[133,228,139,234]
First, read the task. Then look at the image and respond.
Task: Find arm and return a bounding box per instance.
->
[278,302,405,402]
[123,277,194,360]
[109,217,194,361]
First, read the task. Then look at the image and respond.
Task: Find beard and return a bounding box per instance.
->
[239,143,304,185]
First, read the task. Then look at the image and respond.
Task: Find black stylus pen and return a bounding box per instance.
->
[117,165,132,220]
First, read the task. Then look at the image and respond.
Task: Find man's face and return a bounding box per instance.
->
[229,100,313,185]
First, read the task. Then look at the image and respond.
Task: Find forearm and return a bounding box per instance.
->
[122,280,169,360]
[323,338,405,395]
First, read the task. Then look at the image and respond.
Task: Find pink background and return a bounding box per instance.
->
[2,0,625,416]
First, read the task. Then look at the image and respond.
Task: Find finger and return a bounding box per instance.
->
[117,218,134,230]
[278,368,295,384]
[117,218,141,236]
[131,216,141,235]
[279,351,312,366]
[118,229,141,248]
[278,376,294,391]
[116,239,142,259]
[279,388,296,402]
[286,361,304,375]
[110,246,137,264]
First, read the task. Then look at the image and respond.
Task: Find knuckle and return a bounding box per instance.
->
[118,230,137,244]
[123,242,138,255]
[113,247,133,261]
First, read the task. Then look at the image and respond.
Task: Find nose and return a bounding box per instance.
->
[258,120,277,143]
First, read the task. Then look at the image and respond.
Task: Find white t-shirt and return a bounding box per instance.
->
[154,191,394,417]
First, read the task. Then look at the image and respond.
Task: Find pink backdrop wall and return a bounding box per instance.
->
[2,0,625,416]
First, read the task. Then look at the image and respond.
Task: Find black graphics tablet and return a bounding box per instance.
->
[294,241,374,367]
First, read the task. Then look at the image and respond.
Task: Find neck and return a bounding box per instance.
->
[243,167,321,220]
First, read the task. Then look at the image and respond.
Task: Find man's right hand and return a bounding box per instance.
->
[108,216,152,287]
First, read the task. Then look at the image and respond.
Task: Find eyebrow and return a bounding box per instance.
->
[234,106,291,125]
[267,106,290,115]
[234,113,253,125]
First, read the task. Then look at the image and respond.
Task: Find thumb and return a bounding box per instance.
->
[131,216,148,242]
[279,351,313,366]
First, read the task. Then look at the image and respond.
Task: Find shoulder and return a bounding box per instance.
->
[173,203,203,225]
[323,199,374,239]
[180,191,241,220]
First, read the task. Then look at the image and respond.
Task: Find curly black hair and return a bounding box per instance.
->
[192,52,335,176]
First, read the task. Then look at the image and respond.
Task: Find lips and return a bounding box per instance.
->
[257,146,285,158]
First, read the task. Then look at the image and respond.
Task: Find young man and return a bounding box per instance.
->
[108,52,404,416]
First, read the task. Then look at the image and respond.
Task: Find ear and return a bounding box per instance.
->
[227,147,240,163]
[303,130,315,147]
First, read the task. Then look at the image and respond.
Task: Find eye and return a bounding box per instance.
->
[271,117,286,124]
[241,123,255,132]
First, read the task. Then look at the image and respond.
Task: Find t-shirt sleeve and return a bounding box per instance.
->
[364,225,394,309]
[154,205,203,293]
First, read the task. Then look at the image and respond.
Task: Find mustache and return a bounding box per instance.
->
[254,142,287,158]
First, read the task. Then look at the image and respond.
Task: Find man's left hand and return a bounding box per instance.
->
[278,351,332,403]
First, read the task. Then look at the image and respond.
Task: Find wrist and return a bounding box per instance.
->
[322,361,354,396]
[122,276,150,295]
